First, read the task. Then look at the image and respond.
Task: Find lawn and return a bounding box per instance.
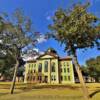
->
[0,82,100,100]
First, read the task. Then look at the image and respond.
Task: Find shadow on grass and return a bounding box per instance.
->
[0,93,8,97]
[89,90,100,98]
[0,84,81,97]
[29,84,80,90]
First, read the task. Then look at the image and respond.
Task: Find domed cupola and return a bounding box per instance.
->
[46,48,58,56]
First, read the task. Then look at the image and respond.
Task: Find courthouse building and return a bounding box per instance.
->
[24,49,75,84]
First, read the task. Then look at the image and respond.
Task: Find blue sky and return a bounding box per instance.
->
[0,0,100,65]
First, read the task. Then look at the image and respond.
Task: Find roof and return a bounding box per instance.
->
[26,52,72,62]
[59,56,72,61]
[26,60,36,63]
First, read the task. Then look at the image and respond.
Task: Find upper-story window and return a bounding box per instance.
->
[67,62,69,66]
[29,64,30,68]
[64,68,66,73]
[67,68,70,73]
[60,68,62,72]
[38,63,42,72]
[64,62,66,66]
[29,64,33,69]
[60,63,62,67]
[32,64,34,69]
[44,61,48,72]
[34,64,36,68]
[51,62,56,72]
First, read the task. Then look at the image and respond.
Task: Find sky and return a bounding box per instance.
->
[0,0,100,65]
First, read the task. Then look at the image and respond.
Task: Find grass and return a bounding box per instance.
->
[0,82,100,100]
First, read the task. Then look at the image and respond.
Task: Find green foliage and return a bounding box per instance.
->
[82,56,100,82]
[17,66,25,77]
[0,9,39,80]
[0,53,16,79]
[0,9,39,59]
[48,3,100,54]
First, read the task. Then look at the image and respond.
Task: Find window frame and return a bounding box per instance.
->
[51,62,56,72]
[44,61,48,72]
[38,63,42,72]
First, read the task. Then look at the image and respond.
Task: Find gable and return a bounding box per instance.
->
[37,52,59,60]
[40,54,55,59]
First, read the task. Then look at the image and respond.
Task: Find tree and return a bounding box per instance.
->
[0,9,39,94]
[85,56,100,82]
[0,42,16,80]
[48,3,100,99]
[17,66,25,82]
[0,52,16,80]
[81,65,89,76]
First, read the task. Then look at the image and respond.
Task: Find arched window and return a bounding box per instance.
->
[44,61,48,72]
[38,63,42,72]
[51,62,56,72]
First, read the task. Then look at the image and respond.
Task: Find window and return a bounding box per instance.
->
[61,76,63,81]
[64,62,66,66]
[34,64,36,68]
[32,64,34,68]
[54,75,56,81]
[51,75,56,81]
[51,62,56,72]
[67,62,69,66]
[30,70,33,73]
[38,76,42,82]
[64,68,66,73]
[67,68,70,73]
[33,76,35,81]
[29,64,30,68]
[60,68,62,72]
[68,76,70,81]
[51,75,53,81]
[64,76,67,81]
[44,61,48,72]
[33,70,36,73]
[38,63,42,72]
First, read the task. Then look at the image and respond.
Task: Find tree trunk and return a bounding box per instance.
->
[73,53,90,100]
[10,60,19,94]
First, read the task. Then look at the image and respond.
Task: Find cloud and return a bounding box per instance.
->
[22,47,44,61]
[45,11,53,21]
[37,35,47,43]
[0,40,2,43]
[33,48,39,52]
[46,16,51,21]
[33,48,44,55]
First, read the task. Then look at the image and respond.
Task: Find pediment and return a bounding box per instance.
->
[40,55,54,59]
[38,53,58,59]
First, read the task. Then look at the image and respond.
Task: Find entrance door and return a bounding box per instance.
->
[38,76,42,83]
[44,76,48,83]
